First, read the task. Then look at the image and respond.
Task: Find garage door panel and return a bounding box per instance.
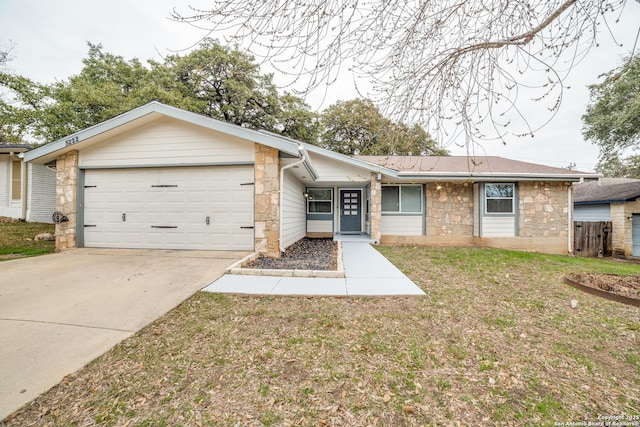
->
[83,166,254,250]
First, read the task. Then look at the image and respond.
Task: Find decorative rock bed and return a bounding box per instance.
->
[226,238,344,278]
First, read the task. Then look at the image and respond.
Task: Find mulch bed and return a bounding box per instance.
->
[565,273,640,307]
[245,237,337,270]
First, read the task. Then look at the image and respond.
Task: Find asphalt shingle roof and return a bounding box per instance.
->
[356,156,589,177]
[573,178,640,203]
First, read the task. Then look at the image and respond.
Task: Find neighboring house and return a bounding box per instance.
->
[574,178,640,257]
[0,144,56,223]
[24,101,594,254]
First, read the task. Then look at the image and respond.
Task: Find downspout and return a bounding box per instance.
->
[279,145,307,254]
[567,185,573,255]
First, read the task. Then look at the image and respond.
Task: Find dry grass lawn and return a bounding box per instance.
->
[3,246,639,426]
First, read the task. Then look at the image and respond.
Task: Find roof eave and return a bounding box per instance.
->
[574,200,615,205]
[575,196,640,204]
[395,172,591,182]
[299,143,400,178]
[0,144,32,154]
[24,101,302,164]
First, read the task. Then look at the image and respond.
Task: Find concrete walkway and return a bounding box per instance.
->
[203,242,425,296]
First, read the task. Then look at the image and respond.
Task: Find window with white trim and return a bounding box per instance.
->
[11,160,21,201]
[485,183,514,214]
[382,185,423,213]
[307,188,333,213]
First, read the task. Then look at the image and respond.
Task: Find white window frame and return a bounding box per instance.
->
[382,184,423,214]
[484,183,515,215]
[306,187,334,214]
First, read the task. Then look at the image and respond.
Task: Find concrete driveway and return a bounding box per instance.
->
[0,248,247,421]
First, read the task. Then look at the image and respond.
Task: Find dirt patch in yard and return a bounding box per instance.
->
[245,238,337,270]
[0,216,21,223]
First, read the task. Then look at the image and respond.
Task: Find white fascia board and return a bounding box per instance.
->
[24,101,302,163]
[297,145,319,181]
[395,172,598,181]
[300,142,400,178]
[258,130,398,181]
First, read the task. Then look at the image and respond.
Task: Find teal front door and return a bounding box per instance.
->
[340,189,362,233]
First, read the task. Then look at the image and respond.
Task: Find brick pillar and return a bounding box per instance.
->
[254,144,281,257]
[55,150,78,251]
[370,173,382,242]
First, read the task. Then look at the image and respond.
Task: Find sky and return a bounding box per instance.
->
[1,0,639,172]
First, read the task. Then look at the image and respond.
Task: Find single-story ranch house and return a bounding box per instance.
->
[24,101,595,255]
[1,144,55,223]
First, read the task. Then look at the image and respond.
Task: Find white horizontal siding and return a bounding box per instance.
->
[0,157,9,210]
[80,118,255,168]
[307,220,333,233]
[26,163,56,223]
[0,157,21,219]
[482,216,515,237]
[308,152,371,183]
[281,170,306,249]
[381,215,423,236]
[574,204,610,222]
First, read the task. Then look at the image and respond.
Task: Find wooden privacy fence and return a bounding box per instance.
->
[574,221,612,257]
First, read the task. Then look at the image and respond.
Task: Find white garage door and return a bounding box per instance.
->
[83,166,254,250]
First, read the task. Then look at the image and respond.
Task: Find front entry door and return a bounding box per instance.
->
[340,189,362,233]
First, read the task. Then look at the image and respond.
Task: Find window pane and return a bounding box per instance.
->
[382,186,399,212]
[309,201,332,213]
[11,161,21,201]
[486,198,513,213]
[308,188,332,201]
[401,186,422,213]
[485,184,513,198]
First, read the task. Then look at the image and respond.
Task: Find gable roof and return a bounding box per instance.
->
[22,101,597,183]
[23,101,307,164]
[356,156,594,181]
[256,130,389,177]
[573,178,640,203]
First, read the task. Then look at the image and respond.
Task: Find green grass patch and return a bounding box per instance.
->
[0,221,55,260]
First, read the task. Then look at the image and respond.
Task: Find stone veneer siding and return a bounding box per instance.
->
[254,144,281,257]
[425,182,474,237]
[55,150,78,251]
[611,199,640,257]
[380,180,573,254]
[518,181,571,238]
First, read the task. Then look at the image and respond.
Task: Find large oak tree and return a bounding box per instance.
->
[583,55,640,176]
[320,99,446,155]
[0,40,322,145]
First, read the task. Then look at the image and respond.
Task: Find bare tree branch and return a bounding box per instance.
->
[172,0,633,148]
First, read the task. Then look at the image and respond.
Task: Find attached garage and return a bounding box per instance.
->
[81,166,254,250]
[22,101,318,255]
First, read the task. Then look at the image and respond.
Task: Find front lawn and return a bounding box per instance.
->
[0,220,55,260]
[4,247,639,426]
